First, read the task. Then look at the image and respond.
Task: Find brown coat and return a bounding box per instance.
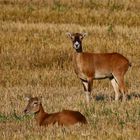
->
[24,97,87,126]
[34,104,87,126]
[73,52,130,80]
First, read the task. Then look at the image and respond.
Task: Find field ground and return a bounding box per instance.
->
[0,0,140,140]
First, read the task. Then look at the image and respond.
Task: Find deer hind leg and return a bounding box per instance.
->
[112,74,126,101]
[110,78,120,101]
[118,77,126,101]
[81,79,93,104]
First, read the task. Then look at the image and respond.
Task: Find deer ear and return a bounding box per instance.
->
[37,96,42,103]
[66,32,74,39]
[81,32,88,39]
[25,95,32,101]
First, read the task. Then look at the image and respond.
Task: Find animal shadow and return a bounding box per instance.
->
[93,92,140,101]
[93,93,113,101]
[127,92,140,100]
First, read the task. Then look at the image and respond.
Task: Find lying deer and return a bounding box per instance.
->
[66,32,131,104]
[24,96,87,126]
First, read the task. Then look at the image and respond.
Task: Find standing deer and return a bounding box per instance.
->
[24,96,87,126]
[66,32,131,104]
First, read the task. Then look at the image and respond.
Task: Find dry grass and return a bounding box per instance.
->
[0,0,140,139]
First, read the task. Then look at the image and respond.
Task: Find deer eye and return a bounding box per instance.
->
[33,102,38,106]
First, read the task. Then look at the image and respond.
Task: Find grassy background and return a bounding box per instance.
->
[0,0,140,139]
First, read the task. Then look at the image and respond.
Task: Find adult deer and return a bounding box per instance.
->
[24,96,87,126]
[66,32,131,104]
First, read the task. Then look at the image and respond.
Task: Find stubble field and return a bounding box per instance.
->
[0,0,140,139]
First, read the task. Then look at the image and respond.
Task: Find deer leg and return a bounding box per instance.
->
[118,77,126,101]
[110,78,120,101]
[113,74,126,101]
[82,81,90,103]
[81,79,93,104]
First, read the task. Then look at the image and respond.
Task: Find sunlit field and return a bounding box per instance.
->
[0,0,140,139]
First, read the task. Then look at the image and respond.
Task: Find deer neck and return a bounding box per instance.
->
[75,46,83,53]
[34,104,48,126]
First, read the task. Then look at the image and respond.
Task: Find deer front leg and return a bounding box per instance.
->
[81,79,93,105]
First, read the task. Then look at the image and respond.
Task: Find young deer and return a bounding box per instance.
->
[24,96,87,126]
[66,32,131,104]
